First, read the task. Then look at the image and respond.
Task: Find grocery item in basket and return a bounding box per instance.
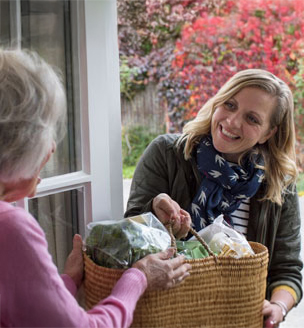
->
[190,215,254,258]
[85,212,171,268]
[176,240,210,259]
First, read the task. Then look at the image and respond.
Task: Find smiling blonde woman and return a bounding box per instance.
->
[125,69,302,327]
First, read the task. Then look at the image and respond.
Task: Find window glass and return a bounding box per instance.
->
[20,0,81,178]
[0,0,10,47]
[28,189,81,272]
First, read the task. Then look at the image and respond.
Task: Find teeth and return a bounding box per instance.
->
[222,127,239,139]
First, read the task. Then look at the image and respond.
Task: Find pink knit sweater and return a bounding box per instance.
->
[0,201,147,328]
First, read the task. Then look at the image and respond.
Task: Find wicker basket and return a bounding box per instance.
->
[84,237,268,328]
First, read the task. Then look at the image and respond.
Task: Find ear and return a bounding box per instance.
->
[258,126,277,145]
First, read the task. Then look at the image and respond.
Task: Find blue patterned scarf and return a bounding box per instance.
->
[188,135,264,231]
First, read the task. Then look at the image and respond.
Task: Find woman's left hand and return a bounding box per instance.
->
[263,300,284,328]
[63,234,84,288]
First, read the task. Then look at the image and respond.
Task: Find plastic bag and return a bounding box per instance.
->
[190,215,254,258]
[176,240,209,259]
[85,212,171,269]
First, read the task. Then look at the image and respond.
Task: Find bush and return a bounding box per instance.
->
[297,172,304,194]
[122,126,162,168]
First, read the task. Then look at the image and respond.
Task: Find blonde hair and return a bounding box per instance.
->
[0,49,66,183]
[178,69,297,205]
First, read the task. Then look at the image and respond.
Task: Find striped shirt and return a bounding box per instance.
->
[226,161,250,237]
[230,198,250,237]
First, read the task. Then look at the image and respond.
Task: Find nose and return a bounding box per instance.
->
[226,111,242,129]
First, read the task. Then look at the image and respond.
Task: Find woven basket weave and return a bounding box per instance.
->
[84,240,268,328]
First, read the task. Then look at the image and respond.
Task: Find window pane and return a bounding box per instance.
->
[28,189,82,272]
[0,0,10,47]
[21,0,81,177]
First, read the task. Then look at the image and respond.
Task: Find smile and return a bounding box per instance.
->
[221,126,240,139]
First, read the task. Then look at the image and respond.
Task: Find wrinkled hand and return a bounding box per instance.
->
[132,247,192,290]
[263,300,284,328]
[63,234,84,288]
[152,193,191,239]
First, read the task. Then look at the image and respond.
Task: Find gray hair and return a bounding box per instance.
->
[0,49,66,182]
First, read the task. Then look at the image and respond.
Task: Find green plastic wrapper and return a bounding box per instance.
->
[85,212,171,269]
[176,240,210,259]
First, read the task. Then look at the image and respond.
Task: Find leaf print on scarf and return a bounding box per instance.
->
[257,173,265,183]
[235,194,248,199]
[191,203,201,218]
[215,154,225,167]
[198,190,206,205]
[209,170,222,178]
[221,200,229,209]
[188,135,264,231]
[229,172,239,182]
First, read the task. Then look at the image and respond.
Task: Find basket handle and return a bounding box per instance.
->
[166,224,217,261]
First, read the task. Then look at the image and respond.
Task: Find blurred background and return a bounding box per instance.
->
[119,2,304,326]
[118,0,304,195]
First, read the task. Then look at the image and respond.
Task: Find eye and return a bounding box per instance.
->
[247,115,260,125]
[224,101,236,110]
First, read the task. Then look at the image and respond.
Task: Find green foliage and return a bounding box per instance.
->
[122,126,161,168]
[297,172,304,193]
[123,165,136,179]
[120,57,146,100]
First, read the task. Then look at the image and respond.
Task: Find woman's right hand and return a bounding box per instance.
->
[132,248,192,290]
[152,193,191,239]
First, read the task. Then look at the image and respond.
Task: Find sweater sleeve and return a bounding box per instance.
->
[61,273,78,297]
[0,204,147,328]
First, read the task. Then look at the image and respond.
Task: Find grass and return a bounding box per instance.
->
[297,172,304,196]
[123,165,136,179]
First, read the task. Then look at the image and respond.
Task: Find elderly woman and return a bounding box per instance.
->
[0,49,191,328]
[125,69,303,327]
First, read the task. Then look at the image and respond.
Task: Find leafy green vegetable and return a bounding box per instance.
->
[86,213,171,269]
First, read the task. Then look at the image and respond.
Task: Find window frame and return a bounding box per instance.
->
[11,0,124,236]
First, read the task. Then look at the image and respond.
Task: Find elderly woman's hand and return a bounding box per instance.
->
[152,193,191,239]
[132,247,191,290]
[63,234,84,288]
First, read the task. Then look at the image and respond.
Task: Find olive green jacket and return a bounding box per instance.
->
[125,134,303,304]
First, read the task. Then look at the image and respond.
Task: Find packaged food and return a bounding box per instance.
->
[176,240,210,259]
[190,215,254,258]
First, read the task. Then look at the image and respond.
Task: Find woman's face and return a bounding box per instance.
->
[211,87,277,162]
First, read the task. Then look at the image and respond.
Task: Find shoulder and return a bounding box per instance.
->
[152,133,181,146]
[146,134,182,155]
[0,201,46,249]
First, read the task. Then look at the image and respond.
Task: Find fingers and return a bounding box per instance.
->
[152,194,192,239]
[175,210,191,239]
[156,247,176,260]
[171,270,191,287]
[152,194,180,224]
[262,300,283,328]
[134,247,192,291]
[73,234,83,252]
[262,300,272,316]
[166,258,192,289]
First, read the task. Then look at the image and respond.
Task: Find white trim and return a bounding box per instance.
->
[9,0,21,48]
[84,0,124,221]
[34,171,92,197]
[71,0,91,174]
